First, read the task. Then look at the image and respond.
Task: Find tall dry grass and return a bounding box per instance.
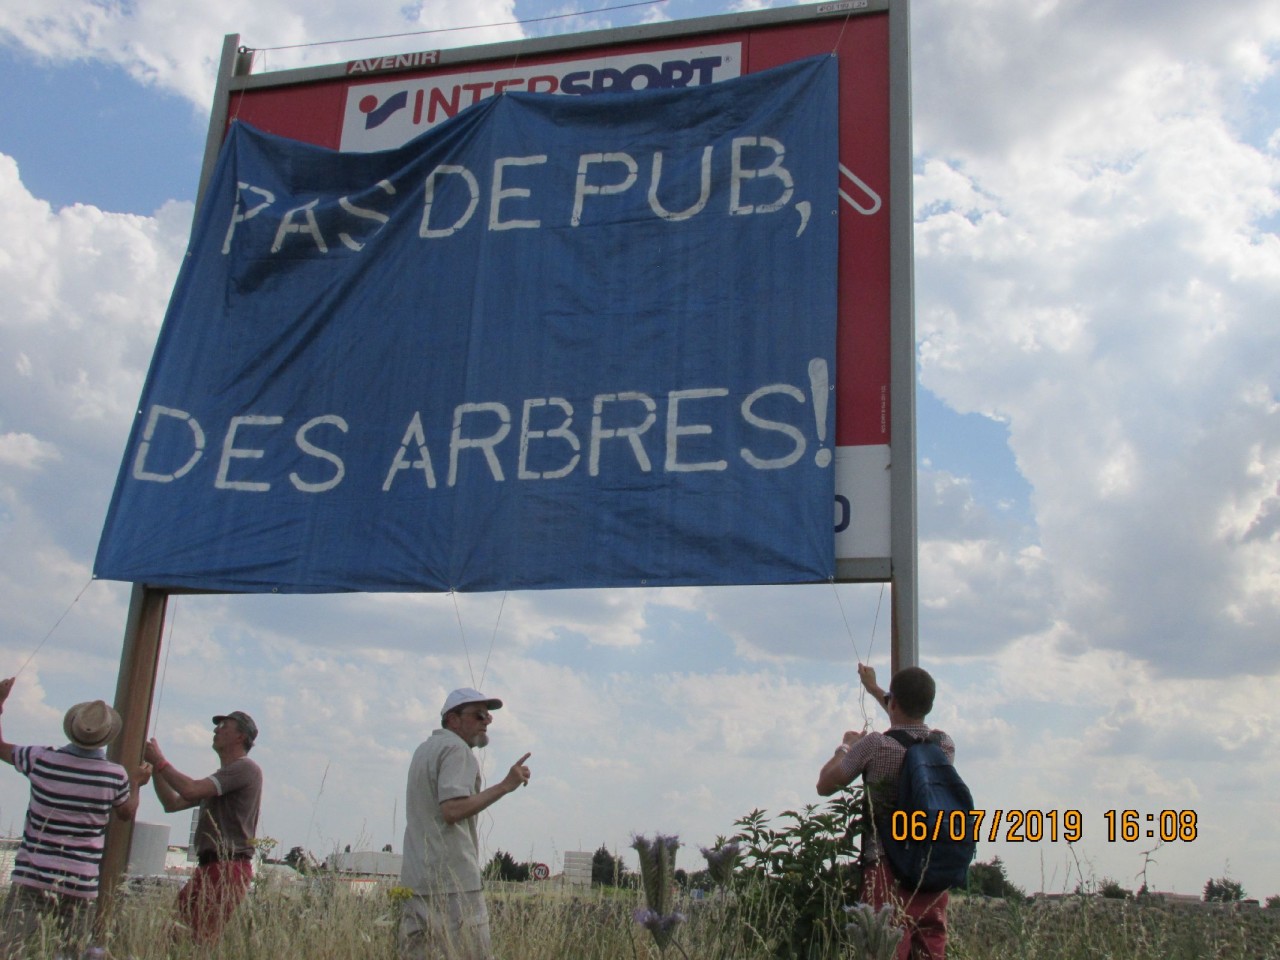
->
[947,895,1280,960]
[10,878,1279,959]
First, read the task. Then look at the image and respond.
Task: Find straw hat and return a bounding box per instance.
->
[63,700,123,749]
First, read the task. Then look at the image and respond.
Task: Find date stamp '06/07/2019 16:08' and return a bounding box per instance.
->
[887,809,1200,845]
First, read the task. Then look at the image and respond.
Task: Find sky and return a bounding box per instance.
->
[0,0,1277,903]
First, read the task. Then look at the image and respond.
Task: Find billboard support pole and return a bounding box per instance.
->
[97,585,169,920]
[98,32,246,922]
[196,34,249,208]
[888,0,918,674]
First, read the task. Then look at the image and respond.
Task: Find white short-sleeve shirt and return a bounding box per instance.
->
[399,729,483,895]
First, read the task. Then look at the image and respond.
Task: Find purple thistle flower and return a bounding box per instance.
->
[631,833,682,949]
[632,832,680,918]
[633,908,686,951]
[699,841,742,887]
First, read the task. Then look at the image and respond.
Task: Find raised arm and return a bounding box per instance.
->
[144,738,219,812]
[816,730,863,796]
[0,677,15,766]
[114,762,153,821]
[858,663,890,712]
[439,752,531,825]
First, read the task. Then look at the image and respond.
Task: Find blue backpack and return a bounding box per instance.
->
[875,729,976,893]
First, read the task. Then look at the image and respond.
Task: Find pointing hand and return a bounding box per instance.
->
[506,752,532,791]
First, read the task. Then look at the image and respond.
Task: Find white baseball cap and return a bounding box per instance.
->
[440,688,504,717]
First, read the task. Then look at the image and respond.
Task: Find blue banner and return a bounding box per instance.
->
[94,56,839,592]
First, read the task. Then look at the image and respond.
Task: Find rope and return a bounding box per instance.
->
[862,582,886,721]
[250,0,670,55]
[831,580,886,728]
[11,578,94,678]
[149,598,178,735]
[452,590,509,854]
[477,592,507,690]
[831,581,860,660]
[867,581,885,661]
[449,588,509,691]
[828,8,857,58]
[450,590,477,689]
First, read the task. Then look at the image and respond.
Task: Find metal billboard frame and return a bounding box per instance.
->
[100,0,917,894]
[202,0,917,605]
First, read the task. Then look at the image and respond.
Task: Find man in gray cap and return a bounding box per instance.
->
[0,676,150,959]
[145,709,262,944]
[398,688,531,960]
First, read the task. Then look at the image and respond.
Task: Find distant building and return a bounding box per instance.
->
[0,838,16,886]
[0,829,195,886]
[325,849,403,878]
[323,849,403,895]
[562,851,592,888]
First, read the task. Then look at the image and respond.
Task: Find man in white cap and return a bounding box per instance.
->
[398,688,531,960]
[0,677,150,959]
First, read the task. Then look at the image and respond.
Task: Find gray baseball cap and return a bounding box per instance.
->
[213,710,258,746]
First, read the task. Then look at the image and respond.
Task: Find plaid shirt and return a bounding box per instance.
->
[835,724,955,859]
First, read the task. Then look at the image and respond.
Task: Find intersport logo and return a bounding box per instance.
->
[340,43,742,152]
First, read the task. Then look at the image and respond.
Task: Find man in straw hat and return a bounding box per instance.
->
[145,709,262,945]
[398,687,531,960]
[0,676,151,959]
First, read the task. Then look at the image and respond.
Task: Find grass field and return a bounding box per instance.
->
[24,877,1275,959]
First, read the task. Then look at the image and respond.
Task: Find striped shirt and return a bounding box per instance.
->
[11,745,131,899]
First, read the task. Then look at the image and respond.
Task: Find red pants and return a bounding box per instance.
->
[861,860,950,960]
[177,860,253,944]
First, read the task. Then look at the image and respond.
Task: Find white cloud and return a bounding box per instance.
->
[0,154,190,583]
[0,432,60,470]
[0,0,1278,903]
[912,0,1280,674]
[0,1,526,107]
[943,634,1280,895]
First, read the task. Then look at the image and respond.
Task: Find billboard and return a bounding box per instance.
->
[97,1,914,606]
[94,58,840,592]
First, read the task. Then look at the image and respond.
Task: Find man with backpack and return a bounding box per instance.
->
[817,663,962,960]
